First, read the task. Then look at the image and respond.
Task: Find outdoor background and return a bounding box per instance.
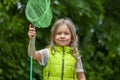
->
[0,0,120,80]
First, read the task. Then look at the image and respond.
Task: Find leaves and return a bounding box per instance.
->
[0,0,120,80]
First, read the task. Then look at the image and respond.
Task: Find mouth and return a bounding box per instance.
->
[59,40,66,42]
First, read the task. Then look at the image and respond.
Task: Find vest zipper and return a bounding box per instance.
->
[61,47,64,80]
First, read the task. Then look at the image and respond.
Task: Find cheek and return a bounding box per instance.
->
[68,35,72,39]
[55,35,60,39]
[66,35,72,41]
[54,36,58,42]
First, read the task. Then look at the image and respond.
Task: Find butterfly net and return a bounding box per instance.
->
[25,0,52,28]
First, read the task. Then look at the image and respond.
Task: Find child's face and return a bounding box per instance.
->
[55,24,72,46]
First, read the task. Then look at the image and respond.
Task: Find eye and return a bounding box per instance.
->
[56,32,61,35]
[64,32,70,35]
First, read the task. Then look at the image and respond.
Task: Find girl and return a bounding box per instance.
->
[28,18,86,80]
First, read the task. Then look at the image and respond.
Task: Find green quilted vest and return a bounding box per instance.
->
[43,46,77,80]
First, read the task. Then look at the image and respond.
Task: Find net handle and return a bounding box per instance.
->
[30,29,35,80]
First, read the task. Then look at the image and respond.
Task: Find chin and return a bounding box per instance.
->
[60,45,66,47]
[55,42,69,46]
[58,44,68,47]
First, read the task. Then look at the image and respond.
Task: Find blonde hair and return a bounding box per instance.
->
[49,18,79,57]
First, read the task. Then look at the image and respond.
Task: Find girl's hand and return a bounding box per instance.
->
[28,24,36,39]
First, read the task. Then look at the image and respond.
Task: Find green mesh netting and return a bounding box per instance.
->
[25,0,52,28]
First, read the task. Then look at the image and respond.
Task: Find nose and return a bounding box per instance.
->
[60,33,65,38]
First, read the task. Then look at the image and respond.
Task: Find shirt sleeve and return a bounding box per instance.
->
[38,48,49,66]
[76,57,84,72]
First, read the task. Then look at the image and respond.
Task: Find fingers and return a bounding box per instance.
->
[29,24,34,28]
[28,24,36,39]
[29,24,35,30]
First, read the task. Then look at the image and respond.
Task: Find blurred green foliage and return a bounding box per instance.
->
[0,0,120,80]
